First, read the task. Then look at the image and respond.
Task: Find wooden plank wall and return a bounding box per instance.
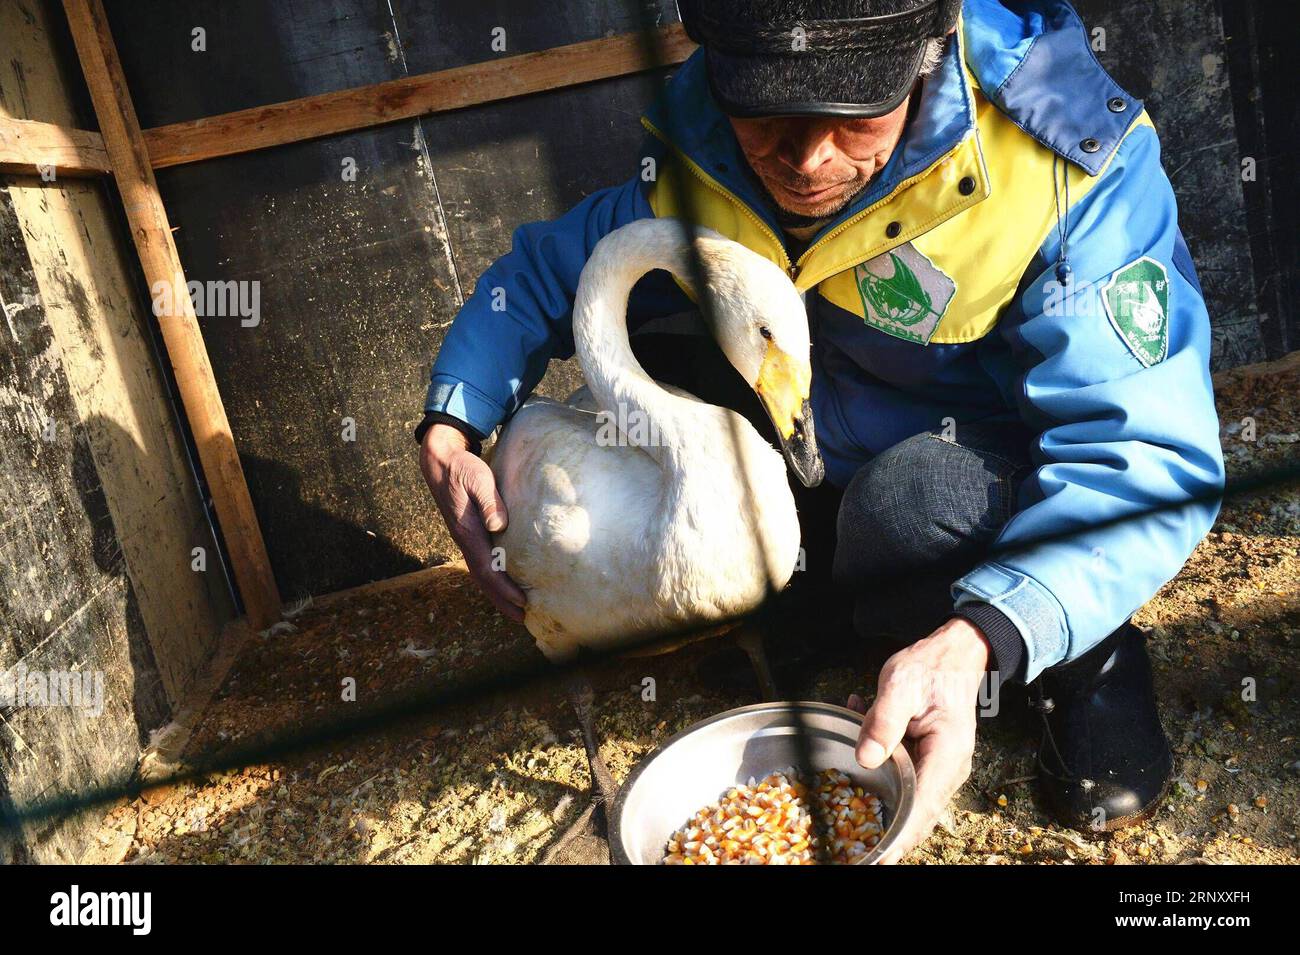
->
[0,186,149,862]
[0,0,234,862]
[64,0,283,632]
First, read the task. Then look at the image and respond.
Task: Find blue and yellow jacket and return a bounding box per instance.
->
[424,0,1225,680]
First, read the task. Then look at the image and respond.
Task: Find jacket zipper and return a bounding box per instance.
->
[792,137,972,286]
[642,119,974,288]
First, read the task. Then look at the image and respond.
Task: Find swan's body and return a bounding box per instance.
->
[490,218,819,661]
[493,387,798,659]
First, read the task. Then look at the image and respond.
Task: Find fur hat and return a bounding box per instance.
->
[678,0,960,117]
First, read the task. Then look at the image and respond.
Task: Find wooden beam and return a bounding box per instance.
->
[62,0,282,631]
[3,26,693,176]
[0,117,110,177]
[142,23,696,169]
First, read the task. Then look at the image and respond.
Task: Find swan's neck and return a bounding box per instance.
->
[572,221,720,471]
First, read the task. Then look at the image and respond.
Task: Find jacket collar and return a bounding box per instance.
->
[960,0,1142,175]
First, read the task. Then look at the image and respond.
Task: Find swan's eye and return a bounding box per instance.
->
[759,325,773,341]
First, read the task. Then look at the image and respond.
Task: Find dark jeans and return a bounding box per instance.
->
[831,423,1034,644]
[630,330,1034,646]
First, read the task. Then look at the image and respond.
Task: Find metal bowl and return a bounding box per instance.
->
[609,701,916,865]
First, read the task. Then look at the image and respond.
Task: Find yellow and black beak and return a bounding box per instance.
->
[756,341,824,488]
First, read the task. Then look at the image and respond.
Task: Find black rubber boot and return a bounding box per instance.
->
[1033,623,1173,833]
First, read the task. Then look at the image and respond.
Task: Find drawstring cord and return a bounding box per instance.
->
[1053,154,1072,286]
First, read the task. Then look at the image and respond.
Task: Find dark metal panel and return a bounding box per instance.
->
[393,0,678,400]
[392,0,676,400]
[412,77,665,402]
[391,0,677,71]
[1074,0,1267,368]
[1221,0,1299,359]
[99,0,679,597]
[104,0,465,597]
[106,0,406,122]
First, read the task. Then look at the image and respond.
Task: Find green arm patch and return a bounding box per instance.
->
[1101,255,1170,367]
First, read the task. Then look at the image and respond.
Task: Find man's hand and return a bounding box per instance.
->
[419,423,526,622]
[847,617,990,864]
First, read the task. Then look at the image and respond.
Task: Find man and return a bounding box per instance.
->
[417,0,1224,860]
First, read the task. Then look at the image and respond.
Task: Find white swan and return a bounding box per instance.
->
[490,217,824,663]
[488,217,823,860]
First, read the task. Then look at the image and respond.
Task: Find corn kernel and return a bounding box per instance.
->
[663,769,885,865]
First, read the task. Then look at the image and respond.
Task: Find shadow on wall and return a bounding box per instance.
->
[238,452,423,604]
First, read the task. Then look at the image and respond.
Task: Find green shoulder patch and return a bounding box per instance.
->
[854,242,956,345]
[1101,256,1170,367]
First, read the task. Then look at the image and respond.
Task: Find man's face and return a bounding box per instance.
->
[729,99,911,222]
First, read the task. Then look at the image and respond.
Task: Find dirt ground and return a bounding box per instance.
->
[84,357,1299,865]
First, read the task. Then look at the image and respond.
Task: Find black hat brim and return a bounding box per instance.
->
[703,37,928,119]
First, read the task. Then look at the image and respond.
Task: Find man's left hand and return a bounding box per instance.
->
[847,617,990,864]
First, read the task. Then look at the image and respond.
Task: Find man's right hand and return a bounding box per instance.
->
[419,423,527,622]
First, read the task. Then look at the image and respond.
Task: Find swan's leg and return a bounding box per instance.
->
[540,669,616,864]
[569,670,618,812]
[734,626,780,702]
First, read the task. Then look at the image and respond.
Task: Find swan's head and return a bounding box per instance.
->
[693,232,824,488]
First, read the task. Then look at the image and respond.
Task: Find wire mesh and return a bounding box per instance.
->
[2,5,1297,867]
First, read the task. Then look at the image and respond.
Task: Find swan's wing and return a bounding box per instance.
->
[493,402,660,539]
[491,403,663,638]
